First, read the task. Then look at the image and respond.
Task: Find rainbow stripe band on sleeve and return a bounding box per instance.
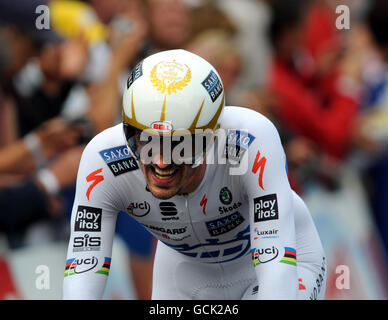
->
[251,248,260,267]
[280,247,297,266]
[95,257,111,275]
[64,258,76,277]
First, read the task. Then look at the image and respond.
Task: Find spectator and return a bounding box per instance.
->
[215,0,272,104]
[51,0,156,298]
[0,117,82,176]
[188,1,237,40]
[267,0,363,161]
[0,0,156,299]
[144,0,192,53]
[0,145,83,246]
[185,29,242,98]
[361,0,388,260]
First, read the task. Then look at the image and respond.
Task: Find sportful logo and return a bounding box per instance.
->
[99,145,139,176]
[280,247,297,266]
[252,285,259,295]
[159,202,179,220]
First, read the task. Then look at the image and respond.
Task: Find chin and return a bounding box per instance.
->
[148,185,179,200]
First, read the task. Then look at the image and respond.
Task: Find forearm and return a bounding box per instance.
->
[255,264,298,300]
[240,109,299,299]
[63,142,120,299]
[0,139,36,174]
[86,59,122,134]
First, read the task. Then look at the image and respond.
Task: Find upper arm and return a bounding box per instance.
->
[238,109,298,299]
[63,139,122,299]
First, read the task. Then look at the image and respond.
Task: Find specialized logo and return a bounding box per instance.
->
[99,145,139,176]
[150,60,191,95]
[251,149,266,190]
[95,257,111,276]
[74,206,102,232]
[201,70,223,102]
[163,224,251,263]
[73,234,101,252]
[126,201,151,217]
[86,168,104,201]
[206,212,245,237]
[200,194,207,215]
[127,61,143,89]
[159,202,179,220]
[251,246,279,267]
[280,247,297,266]
[219,187,232,205]
[299,278,306,290]
[253,194,278,223]
[64,256,98,276]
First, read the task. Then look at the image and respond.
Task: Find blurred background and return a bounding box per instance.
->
[0,0,387,300]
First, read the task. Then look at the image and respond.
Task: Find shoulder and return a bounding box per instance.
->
[220,106,276,129]
[80,123,140,180]
[81,123,128,160]
[219,106,281,143]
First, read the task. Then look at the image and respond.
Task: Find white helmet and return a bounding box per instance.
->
[122,49,225,162]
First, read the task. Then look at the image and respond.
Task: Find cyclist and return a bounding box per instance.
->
[63,49,326,299]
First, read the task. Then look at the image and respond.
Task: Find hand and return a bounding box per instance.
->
[48,145,84,188]
[108,14,148,70]
[237,88,278,120]
[59,36,89,80]
[35,117,82,159]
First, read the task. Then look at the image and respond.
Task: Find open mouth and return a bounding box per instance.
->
[150,166,180,185]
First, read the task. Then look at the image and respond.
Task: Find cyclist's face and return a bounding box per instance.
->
[135,132,206,199]
[139,153,205,199]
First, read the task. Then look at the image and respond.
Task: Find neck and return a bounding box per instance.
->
[179,162,207,195]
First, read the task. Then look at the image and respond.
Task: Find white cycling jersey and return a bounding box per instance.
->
[62,106,326,300]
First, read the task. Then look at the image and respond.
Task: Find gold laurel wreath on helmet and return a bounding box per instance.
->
[150,62,192,95]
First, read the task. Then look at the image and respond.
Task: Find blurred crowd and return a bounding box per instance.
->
[0,0,388,299]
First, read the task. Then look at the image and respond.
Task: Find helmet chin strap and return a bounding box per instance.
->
[190,152,206,168]
[190,134,217,168]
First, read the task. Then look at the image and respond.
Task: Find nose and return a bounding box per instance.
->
[152,153,170,169]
